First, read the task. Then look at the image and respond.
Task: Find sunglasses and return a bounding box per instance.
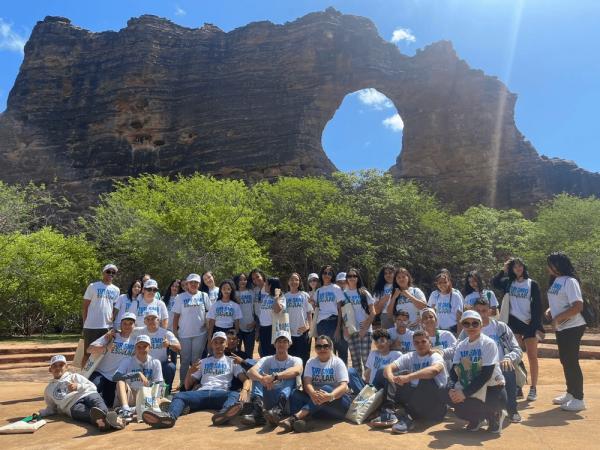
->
[309,279,319,283]
[346,274,358,279]
[315,344,331,350]
[375,337,388,343]
[105,271,116,275]
[462,321,481,328]
[145,288,158,292]
[322,271,334,276]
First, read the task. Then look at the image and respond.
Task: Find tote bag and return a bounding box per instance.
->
[345,384,383,424]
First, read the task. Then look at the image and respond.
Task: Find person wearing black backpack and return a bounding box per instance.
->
[342,268,376,379]
[545,252,588,412]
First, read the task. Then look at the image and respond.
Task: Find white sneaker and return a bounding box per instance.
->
[553,392,573,405]
[560,398,586,412]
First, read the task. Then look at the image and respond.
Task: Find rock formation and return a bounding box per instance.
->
[0,8,599,215]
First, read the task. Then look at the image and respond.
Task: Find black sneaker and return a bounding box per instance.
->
[488,410,507,434]
[212,402,242,426]
[292,418,309,433]
[278,415,297,432]
[465,419,486,432]
[141,410,176,429]
[391,415,415,434]
[240,398,266,427]
[263,406,283,426]
[516,387,524,399]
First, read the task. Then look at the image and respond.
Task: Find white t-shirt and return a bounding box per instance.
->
[130,298,168,325]
[90,332,135,380]
[236,290,256,332]
[343,288,375,332]
[508,279,532,323]
[393,351,448,387]
[427,289,464,330]
[365,350,402,384]
[254,354,303,375]
[304,355,348,388]
[392,287,426,324]
[284,291,313,337]
[172,291,209,338]
[205,287,220,308]
[190,355,244,391]
[548,276,586,331]
[481,321,506,360]
[133,326,179,362]
[258,292,286,327]
[376,283,394,312]
[429,329,457,350]
[114,294,137,326]
[387,327,414,353]
[116,355,163,391]
[464,289,499,309]
[83,281,120,329]
[316,284,344,323]
[453,334,504,387]
[207,300,243,329]
[165,297,176,331]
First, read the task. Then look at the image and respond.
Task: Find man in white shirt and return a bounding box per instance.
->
[82,264,120,366]
[369,330,448,433]
[141,332,252,428]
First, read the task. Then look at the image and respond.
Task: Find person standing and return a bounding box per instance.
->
[257,277,286,357]
[207,280,242,338]
[82,264,120,366]
[463,271,498,314]
[235,273,257,357]
[285,273,313,365]
[387,268,427,329]
[315,265,348,365]
[131,279,168,328]
[545,252,587,412]
[428,270,464,334]
[200,271,220,308]
[492,257,543,401]
[373,264,396,329]
[113,280,141,327]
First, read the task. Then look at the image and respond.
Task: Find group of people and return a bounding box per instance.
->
[38,251,588,436]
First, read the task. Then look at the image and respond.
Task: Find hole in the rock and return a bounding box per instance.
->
[322,88,403,172]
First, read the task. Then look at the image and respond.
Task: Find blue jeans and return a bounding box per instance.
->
[252,380,294,410]
[371,368,386,390]
[316,317,348,365]
[290,332,311,366]
[347,367,366,394]
[169,389,239,420]
[70,393,107,424]
[239,329,256,358]
[503,368,518,414]
[161,359,176,389]
[290,384,352,420]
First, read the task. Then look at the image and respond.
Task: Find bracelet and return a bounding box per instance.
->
[329,393,335,402]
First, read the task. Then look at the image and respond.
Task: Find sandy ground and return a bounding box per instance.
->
[1,358,598,450]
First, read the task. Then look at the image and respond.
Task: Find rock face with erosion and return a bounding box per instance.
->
[1,9,599,215]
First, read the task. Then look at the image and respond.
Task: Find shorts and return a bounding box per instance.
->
[83,328,109,353]
[508,315,536,339]
[113,384,137,408]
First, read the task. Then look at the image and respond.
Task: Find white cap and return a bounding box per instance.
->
[421,307,438,320]
[307,273,319,282]
[135,334,151,345]
[461,310,483,323]
[121,312,137,322]
[143,279,158,289]
[50,354,67,366]
[336,272,347,282]
[186,273,201,283]
[273,330,292,343]
[211,331,227,341]
[144,309,159,318]
[102,264,118,273]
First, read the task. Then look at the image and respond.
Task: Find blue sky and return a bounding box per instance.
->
[1,0,599,173]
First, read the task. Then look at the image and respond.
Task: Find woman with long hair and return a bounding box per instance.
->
[285,272,313,365]
[162,279,183,362]
[493,257,543,401]
[207,279,242,339]
[545,252,587,412]
[200,271,220,308]
[463,270,498,314]
[113,279,142,326]
[387,267,427,329]
[234,273,257,357]
[373,264,396,329]
[257,277,286,357]
[427,270,464,334]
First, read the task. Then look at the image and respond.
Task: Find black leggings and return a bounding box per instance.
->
[556,325,586,400]
[89,372,117,408]
[383,378,447,422]
[70,393,107,424]
[446,385,507,423]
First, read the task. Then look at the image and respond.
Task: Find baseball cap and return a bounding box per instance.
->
[49,354,67,366]
[336,272,347,282]
[135,334,151,345]
[143,279,158,289]
[421,307,438,320]
[307,273,319,282]
[461,310,483,323]
[103,264,118,273]
[144,310,159,318]
[121,312,137,322]
[211,331,227,341]
[273,330,292,343]
[186,273,201,283]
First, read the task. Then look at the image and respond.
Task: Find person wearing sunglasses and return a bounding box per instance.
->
[82,264,121,367]
[315,265,348,365]
[368,330,447,433]
[388,310,414,354]
[364,329,401,389]
[130,279,168,328]
[279,335,352,432]
[447,310,507,434]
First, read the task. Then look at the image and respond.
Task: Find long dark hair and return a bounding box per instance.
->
[319,265,335,286]
[162,279,182,306]
[233,273,248,291]
[373,263,395,296]
[247,268,266,289]
[463,270,484,296]
[547,252,578,284]
[346,267,370,315]
[507,257,530,281]
[392,267,413,291]
[287,272,305,292]
[266,277,282,297]
[217,279,237,302]
[127,279,143,301]
[200,271,216,293]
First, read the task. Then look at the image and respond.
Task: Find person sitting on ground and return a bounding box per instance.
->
[388,310,414,353]
[37,355,126,431]
[136,310,181,394]
[141,331,251,428]
[279,335,356,433]
[364,329,402,389]
[240,330,303,427]
[111,334,164,423]
[87,312,137,408]
[420,308,457,369]
[458,298,523,423]
[368,330,448,433]
[224,329,255,392]
[446,310,508,434]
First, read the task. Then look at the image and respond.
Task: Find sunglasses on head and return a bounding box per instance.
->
[315,343,331,350]
[105,271,116,275]
[462,321,480,328]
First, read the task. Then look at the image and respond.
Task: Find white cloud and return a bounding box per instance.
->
[0,18,26,53]
[391,27,416,44]
[355,88,393,110]
[174,5,187,16]
[382,114,404,132]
